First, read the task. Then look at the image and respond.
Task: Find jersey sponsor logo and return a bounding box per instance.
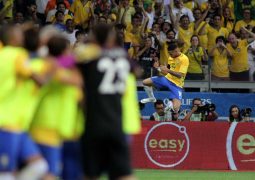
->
[144,122,190,168]
[226,122,255,170]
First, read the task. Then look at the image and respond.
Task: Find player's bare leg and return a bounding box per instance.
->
[172,98,181,113]
[140,78,156,104]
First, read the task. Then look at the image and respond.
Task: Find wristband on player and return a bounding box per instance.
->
[157,67,161,72]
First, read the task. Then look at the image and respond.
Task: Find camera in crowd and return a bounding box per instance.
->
[241,108,252,117]
[196,103,216,113]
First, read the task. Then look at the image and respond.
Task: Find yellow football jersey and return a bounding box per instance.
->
[165,53,189,88]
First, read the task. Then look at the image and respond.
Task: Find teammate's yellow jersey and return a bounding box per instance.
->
[165,53,189,88]
[30,71,82,146]
[122,73,141,134]
[0,47,31,131]
[15,58,49,131]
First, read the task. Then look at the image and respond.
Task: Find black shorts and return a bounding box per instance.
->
[80,131,132,179]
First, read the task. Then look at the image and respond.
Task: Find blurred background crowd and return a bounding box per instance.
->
[1,0,255,82]
[0,1,255,179]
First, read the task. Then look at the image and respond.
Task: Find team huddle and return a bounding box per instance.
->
[0,22,188,180]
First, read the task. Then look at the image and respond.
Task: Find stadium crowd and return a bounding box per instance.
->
[0,0,255,81]
[0,0,255,179]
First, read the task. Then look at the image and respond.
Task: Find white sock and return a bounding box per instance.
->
[165,100,173,110]
[0,173,15,180]
[144,86,155,99]
[17,159,48,180]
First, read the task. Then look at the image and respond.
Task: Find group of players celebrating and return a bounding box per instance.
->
[0,22,188,180]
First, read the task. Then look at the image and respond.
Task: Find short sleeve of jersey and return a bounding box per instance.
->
[178,54,189,74]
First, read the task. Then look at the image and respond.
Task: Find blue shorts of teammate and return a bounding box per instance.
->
[61,141,83,180]
[37,144,61,176]
[151,76,183,100]
[0,130,40,172]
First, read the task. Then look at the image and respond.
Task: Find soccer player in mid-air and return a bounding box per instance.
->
[140,43,189,114]
[75,24,136,180]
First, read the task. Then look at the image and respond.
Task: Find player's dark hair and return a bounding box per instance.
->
[24,27,40,52]
[92,24,113,46]
[167,42,178,51]
[154,99,164,108]
[47,36,69,56]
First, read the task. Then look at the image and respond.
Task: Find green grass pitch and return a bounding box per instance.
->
[134,169,255,180]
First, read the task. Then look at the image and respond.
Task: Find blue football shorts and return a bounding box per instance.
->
[151,76,183,100]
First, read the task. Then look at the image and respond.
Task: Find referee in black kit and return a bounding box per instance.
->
[75,24,136,180]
